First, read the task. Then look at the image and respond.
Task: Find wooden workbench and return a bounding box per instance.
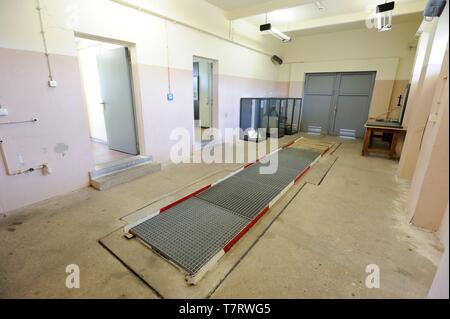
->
[362,123,407,159]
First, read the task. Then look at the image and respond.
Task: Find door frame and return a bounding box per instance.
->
[74,32,145,157]
[302,71,376,137]
[192,56,219,144]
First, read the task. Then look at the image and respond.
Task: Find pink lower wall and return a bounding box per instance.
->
[135,64,194,163]
[0,48,94,213]
[0,47,288,213]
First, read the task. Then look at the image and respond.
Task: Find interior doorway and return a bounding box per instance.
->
[193,57,215,147]
[76,36,139,165]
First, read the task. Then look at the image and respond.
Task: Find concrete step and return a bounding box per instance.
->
[89,156,161,191]
[90,155,154,179]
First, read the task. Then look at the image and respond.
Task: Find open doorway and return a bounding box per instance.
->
[76,36,139,165]
[193,57,215,147]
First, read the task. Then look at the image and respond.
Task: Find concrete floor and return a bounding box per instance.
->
[0,135,442,298]
[91,140,132,165]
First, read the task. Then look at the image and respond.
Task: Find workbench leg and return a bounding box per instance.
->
[362,128,371,156]
[389,132,399,159]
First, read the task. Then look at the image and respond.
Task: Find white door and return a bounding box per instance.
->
[96,47,138,155]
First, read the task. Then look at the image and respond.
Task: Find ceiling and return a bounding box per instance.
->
[205,0,271,11]
[205,0,425,35]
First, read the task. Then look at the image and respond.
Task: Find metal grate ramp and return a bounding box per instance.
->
[130,197,248,274]
[267,148,321,171]
[129,146,322,276]
[196,175,281,219]
[234,164,299,191]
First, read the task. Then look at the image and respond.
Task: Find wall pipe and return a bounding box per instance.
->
[0,141,48,176]
[0,119,38,126]
[36,0,54,82]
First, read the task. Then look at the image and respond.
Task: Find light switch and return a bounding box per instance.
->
[48,80,58,88]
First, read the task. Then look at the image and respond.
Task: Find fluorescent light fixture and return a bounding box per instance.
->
[315,1,325,10]
[376,1,395,32]
[260,23,291,42]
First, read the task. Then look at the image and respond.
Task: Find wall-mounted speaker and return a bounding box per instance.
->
[271,55,283,65]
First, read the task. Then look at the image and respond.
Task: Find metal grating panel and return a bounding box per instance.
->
[235,163,299,190]
[267,148,321,171]
[196,176,281,220]
[130,197,248,275]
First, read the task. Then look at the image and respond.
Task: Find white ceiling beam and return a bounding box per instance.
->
[226,0,312,20]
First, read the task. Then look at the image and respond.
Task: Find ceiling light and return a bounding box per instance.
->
[315,1,325,10]
[376,1,395,32]
[260,23,291,43]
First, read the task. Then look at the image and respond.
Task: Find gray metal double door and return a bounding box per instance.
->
[301,72,375,138]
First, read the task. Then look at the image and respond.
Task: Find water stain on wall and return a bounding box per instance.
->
[54,143,69,157]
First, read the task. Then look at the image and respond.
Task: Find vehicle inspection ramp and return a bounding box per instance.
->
[125,139,329,284]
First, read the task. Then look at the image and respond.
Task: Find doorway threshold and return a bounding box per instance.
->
[89,155,161,190]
